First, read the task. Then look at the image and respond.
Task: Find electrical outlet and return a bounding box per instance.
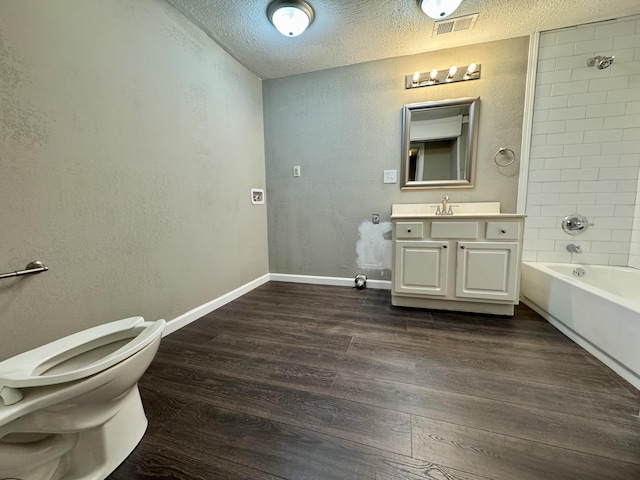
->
[293,166,301,177]
[383,170,397,184]
[372,213,380,224]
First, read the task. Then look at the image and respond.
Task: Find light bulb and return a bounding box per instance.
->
[430,69,438,80]
[420,0,464,20]
[412,72,421,85]
[446,65,457,81]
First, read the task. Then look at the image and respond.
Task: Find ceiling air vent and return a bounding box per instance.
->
[433,13,479,36]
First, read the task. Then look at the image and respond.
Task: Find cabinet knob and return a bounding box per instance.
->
[460,245,465,249]
[407,229,411,233]
[501,229,507,234]
[442,244,447,249]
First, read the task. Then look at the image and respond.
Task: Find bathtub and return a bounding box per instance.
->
[521,262,640,391]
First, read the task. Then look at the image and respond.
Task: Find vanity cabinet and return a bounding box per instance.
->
[391,212,525,315]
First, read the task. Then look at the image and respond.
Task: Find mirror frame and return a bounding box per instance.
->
[401,97,480,189]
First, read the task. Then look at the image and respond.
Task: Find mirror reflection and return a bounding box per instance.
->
[401,97,479,189]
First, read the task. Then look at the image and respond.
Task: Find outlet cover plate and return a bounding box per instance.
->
[384,170,397,184]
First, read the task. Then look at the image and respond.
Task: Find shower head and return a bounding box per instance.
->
[586,55,615,69]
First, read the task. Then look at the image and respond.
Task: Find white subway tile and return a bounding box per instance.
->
[534,95,568,110]
[531,145,565,158]
[575,37,615,54]
[597,192,637,204]
[543,156,581,169]
[528,157,546,170]
[541,205,574,216]
[589,76,629,92]
[523,238,556,251]
[524,227,540,239]
[529,170,562,182]
[578,180,617,192]
[621,154,640,166]
[543,181,579,193]
[538,229,570,240]
[563,143,600,157]
[521,251,539,262]
[557,26,596,43]
[572,67,612,81]
[623,127,640,140]
[615,205,637,216]
[555,239,590,252]
[549,106,587,121]
[538,69,573,85]
[537,58,557,73]
[591,241,630,254]
[531,135,547,147]
[579,229,612,241]
[539,32,558,48]
[581,155,620,168]
[539,43,575,60]
[525,205,542,216]
[546,132,584,145]
[579,205,616,216]
[608,254,629,266]
[532,121,566,135]
[612,230,633,242]
[565,118,604,132]
[618,179,640,192]
[568,91,607,107]
[537,251,572,263]
[528,193,561,205]
[582,129,623,143]
[561,168,599,181]
[603,114,640,129]
[524,216,558,228]
[629,74,640,87]
[527,182,543,194]
[559,55,596,70]
[627,102,640,114]
[631,256,640,269]
[586,103,626,118]
[610,62,640,77]
[614,33,640,50]
[532,109,550,123]
[599,166,640,179]
[604,141,640,155]
[535,84,553,98]
[572,253,610,264]
[552,80,589,96]
[607,88,640,103]
[558,192,597,204]
[596,20,637,38]
[595,217,634,229]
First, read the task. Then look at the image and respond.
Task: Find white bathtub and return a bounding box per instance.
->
[521,262,640,391]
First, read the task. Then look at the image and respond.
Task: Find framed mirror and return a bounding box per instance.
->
[401,97,479,189]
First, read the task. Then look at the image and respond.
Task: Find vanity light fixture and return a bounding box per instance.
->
[267,0,315,37]
[405,63,481,89]
[419,0,464,20]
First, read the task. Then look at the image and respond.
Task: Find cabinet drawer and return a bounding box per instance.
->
[486,222,521,240]
[396,222,424,239]
[431,222,478,239]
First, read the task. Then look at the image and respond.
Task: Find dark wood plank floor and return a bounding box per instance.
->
[108,282,640,480]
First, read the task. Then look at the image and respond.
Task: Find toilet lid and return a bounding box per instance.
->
[0,317,165,388]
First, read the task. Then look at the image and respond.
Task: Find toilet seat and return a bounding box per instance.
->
[0,317,165,392]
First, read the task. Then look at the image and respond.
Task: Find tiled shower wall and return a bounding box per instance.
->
[524,15,640,266]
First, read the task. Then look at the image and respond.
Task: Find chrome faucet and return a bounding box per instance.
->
[435,195,454,215]
[566,244,582,254]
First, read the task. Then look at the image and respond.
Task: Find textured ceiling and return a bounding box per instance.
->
[165,0,640,79]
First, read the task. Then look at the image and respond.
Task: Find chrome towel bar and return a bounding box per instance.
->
[0,261,48,279]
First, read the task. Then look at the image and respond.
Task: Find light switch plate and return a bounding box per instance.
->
[293,166,301,177]
[383,170,397,184]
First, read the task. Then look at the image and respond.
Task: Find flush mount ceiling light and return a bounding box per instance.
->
[267,0,315,37]
[420,0,463,19]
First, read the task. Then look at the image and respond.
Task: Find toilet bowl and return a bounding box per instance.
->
[0,316,165,480]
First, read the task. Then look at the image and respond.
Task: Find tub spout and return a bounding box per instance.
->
[566,244,582,254]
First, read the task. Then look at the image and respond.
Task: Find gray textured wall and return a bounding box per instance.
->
[264,37,529,280]
[0,0,268,360]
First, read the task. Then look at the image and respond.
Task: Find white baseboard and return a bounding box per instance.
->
[269,273,392,290]
[164,274,270,336]
[164,272,391,337]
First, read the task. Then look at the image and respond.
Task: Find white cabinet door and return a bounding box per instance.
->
[394,241,449,296]
[455,242,518,301]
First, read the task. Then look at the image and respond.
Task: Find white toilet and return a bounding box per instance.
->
[0,316,165,480]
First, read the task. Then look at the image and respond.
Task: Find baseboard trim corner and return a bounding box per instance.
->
[164,273,270,336]
[269,273,391,290]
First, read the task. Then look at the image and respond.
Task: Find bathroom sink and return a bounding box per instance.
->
[391,202,501,218]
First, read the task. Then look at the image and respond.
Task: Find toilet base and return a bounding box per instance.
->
[64,385,148,479]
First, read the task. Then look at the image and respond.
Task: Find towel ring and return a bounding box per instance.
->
[494,147,515,167]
